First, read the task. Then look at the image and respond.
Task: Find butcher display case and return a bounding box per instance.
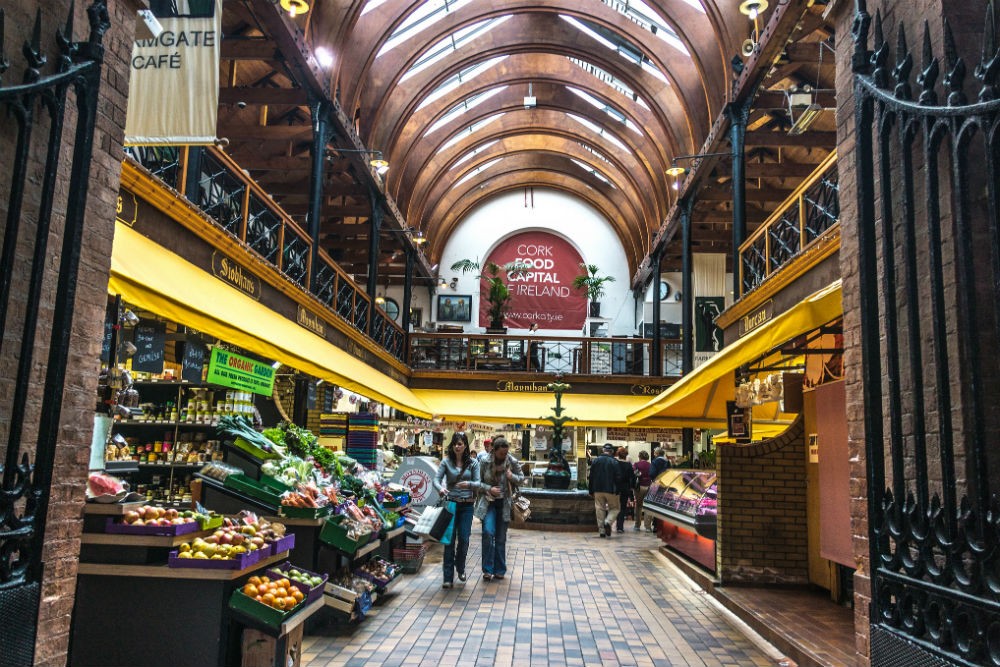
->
[644,469,717,538]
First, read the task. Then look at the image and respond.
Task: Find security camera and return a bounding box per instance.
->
[236,101,247,109]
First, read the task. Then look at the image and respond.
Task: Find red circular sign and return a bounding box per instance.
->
[481,231,587,330]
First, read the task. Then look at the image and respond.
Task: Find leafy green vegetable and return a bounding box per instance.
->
[217,415,286,458]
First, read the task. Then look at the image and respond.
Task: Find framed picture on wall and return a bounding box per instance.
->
[437,295,472,322]
[410,307,422,328]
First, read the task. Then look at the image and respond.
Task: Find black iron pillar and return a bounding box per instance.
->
[680,196,695,461]
[184,145,204,204]
[306,100,330,287]
[366,186,382,335]
[680,197,694,375]
[650,248,663,376]
[402,246,415,342]
[727,100,751,299]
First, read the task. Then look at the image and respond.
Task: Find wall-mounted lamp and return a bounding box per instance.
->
[280,0,310,18]
[329,148,390,175]
[437,277,459,291]
[665,151,732,180]
[738,0,768,21]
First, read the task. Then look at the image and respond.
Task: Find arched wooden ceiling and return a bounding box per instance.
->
[218,0,836,283]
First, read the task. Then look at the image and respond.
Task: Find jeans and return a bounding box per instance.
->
[443,501,474,582]
[481,499,509,576]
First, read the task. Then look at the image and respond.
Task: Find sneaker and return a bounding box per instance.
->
[457,571,467,582]
[494,574,505,580]
[482,573,493,581]
[442,582,453,589]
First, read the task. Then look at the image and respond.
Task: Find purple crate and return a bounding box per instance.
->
[270,533,295,555]
[168,549,255,570]
[265,561,328,604]
[105,517,200,537]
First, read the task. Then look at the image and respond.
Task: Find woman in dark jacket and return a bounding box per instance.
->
[614,447,635,533]
[474,436,524,580]
[434,432,481,588]
[633,450,653,531]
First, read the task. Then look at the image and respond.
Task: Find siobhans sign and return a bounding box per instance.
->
[483,232,587,330]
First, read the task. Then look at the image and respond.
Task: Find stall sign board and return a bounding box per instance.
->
[809,434,819,463]
[181,339,207,383]
[727,400,750,443]
[132,320,166,373]
[206,347,275,396]
[100,302,116,363]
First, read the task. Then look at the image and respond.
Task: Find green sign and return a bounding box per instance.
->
[206,348,276,396]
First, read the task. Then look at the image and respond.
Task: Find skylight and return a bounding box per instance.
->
[401,17,510,82]
[570,158,614,186]
[425,87,507,136]
[560,15,674,83]
[567,113,628,152]
[567,87,643,135]
[439,113,504,152]
[361,0,389,16]
[578,142,612,164]
[601,0,692,54]
[455,157,503,186]
[376,0,474,55]
[417,56,507,111]
[452,140,499,168]
[568,58,649,110]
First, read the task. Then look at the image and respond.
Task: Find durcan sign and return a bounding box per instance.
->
[482,231,587,330]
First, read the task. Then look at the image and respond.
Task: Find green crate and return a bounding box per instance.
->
[197,514,224,531]
[259,474,297,493]
[279,505,332,519]
[228,589,302,630]
[318,515,370,554]
[223,474,283,507]
[231,436,280,461]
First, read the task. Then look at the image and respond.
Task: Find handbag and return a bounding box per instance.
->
[512,493,531,522]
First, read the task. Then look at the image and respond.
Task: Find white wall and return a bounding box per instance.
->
[429,188,632,335]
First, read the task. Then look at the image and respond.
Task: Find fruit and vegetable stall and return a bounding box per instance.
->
[70,417,413,667]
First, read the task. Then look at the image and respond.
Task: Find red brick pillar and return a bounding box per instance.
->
[0,2,137,665]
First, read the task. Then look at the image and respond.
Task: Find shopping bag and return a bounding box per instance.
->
[411,505,443,537]
[512,493,531,522]
[431,501,456,544]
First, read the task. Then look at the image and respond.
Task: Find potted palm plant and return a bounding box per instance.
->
[572,263,616,318]
[450,258,530,333]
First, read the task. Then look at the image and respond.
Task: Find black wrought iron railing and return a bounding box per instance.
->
[739,152,839,295]
[122,145,405,363]
[409,333,682,377]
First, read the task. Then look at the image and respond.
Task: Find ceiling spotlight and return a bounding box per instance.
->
[375,294,386,305]
[280,0,310,17]
[739,0,768,21]
[665,163,687,177]
[413,230,428,245]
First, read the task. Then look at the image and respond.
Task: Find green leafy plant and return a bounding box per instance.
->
[450,258,530,330]
[572,263,616,303]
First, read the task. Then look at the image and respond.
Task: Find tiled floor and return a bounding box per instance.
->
[303,528,786,667]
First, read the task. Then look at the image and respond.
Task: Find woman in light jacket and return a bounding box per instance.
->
[434,432,480,588]
[474,435,524,581]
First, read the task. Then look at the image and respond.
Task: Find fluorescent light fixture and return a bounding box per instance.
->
[789,103,822,135]
[272,361,282,369]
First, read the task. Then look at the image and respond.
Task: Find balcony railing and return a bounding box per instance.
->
[410,332,683,378]
[739,151,839,296]
[123,145,405,363]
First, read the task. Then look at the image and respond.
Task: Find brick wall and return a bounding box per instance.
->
[717,418,808,584]
[0,1,136,665]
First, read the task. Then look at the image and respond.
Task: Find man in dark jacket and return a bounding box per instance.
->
[588,443,623,537]
[649,447,670,482]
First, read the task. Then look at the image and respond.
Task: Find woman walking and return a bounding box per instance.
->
[633,450,653,531]
[434,432,480,588]
[475,435,524,580]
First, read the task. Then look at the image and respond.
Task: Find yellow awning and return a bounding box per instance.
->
[411,389,654,426]
[108,224,432,418]
[710,421,794,444]
[627,280,842,427]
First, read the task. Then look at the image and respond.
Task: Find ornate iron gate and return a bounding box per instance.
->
[853,1,1000,665]
[0,3,108,665]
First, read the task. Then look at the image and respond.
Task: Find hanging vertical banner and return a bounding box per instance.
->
[482,231,587,330]
[124,0,222,145]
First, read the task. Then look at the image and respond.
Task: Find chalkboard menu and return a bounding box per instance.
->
[307,382,317,410]
[132,320,166,373]
[181,339,207,383]
[100,303,117,363]
[323,387,334,412]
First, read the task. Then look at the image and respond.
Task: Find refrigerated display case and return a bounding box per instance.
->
[643,469,717,571]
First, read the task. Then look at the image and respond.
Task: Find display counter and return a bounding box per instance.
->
[644,469,717,571]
